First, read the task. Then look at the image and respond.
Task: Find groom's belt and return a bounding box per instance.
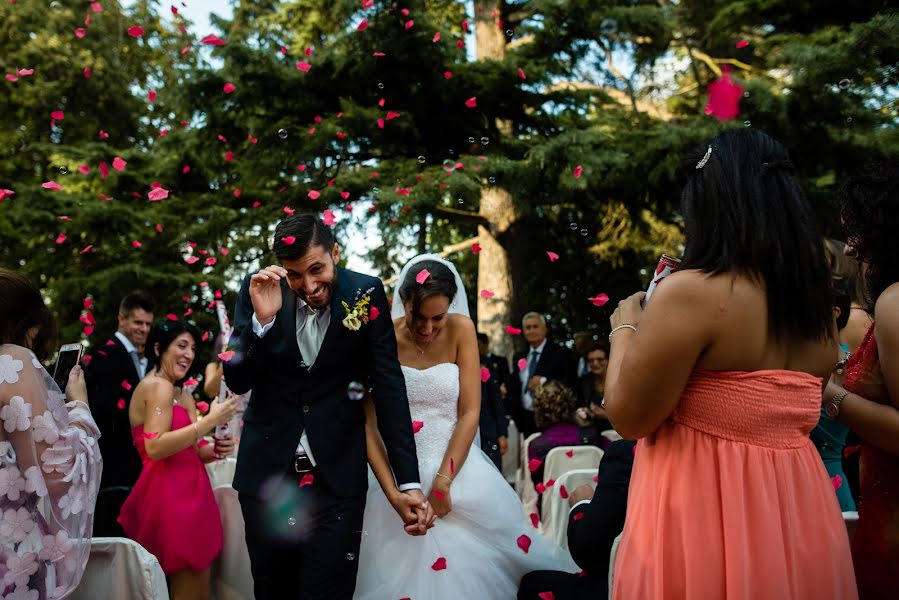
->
[293,453,314,474]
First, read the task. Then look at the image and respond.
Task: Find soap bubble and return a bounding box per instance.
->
[480,136,489,145]
[278,128,288,139]
[347,381,365,401]
[580,228,588,236]
[417,155,426,164]
[569,222,578,230]
[838,79,850,90]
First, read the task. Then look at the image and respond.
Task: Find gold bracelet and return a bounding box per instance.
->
[435,472,453,485]
[608,324,637,341]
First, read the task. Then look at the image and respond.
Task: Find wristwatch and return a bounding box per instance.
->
[825,388,850,418]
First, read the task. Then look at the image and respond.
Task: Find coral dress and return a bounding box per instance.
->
[843,326,899,599]
[118,404,222,574]
[613,369,857,599]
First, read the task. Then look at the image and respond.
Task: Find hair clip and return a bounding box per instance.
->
[695,145,713,170]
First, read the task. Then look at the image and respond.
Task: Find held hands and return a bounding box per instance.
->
[610,291,646,331]
[65,365,89,405]
[249,265,287,326]
[428,477,452,518]
[388,488,436,536]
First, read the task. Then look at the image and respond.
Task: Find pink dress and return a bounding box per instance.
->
[613,369,857,599]
[118,404,222,575]
[843,325,899,599]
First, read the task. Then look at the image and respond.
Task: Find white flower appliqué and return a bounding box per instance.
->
[1,396,33,433]
[32,411,59,444]
[1,507,34,543]
[0,465,26,501]
[39,530,73,563]
[0,354,24,385]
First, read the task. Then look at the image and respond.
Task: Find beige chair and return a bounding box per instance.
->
[601,429,623,443]
[211,485,256,600]
[71,537,169,600]
[608,532,623,600]
[517,432,543,524]
[543,445,603,488]
[206,455,238,488]
[502,419,520,484]
[540,468,598,547]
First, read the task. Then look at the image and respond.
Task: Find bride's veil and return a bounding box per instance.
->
[390,254,470,320]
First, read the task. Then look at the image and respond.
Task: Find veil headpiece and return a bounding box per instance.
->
[390,254,470,320]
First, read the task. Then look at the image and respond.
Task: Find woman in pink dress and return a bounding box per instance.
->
[603,129,856,599]
[824,160,899,599]
[118,320,237,599]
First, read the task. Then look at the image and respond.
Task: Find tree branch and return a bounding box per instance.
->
[433,206,491,227]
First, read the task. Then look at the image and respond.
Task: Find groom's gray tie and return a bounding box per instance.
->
[296,304,325,367]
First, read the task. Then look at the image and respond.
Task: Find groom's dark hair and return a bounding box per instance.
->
[273,214,335,261]
[399,260,458,318]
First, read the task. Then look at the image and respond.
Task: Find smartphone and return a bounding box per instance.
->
[52,343,84,391]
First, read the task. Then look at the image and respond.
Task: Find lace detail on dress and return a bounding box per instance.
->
[402,363,459,468]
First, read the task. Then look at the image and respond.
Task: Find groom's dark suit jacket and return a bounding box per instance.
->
[224,267,420,499]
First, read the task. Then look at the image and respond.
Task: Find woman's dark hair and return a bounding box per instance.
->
[0,268,58,361]
[678,128,834,342]
[272,213,336,262]
[586,341,610,357]
[840,160,899,309]
[534,381,577,428]
[832,277,851,331]
[147,319,201,378]
[398,260,458,318]
[823,238,867,307]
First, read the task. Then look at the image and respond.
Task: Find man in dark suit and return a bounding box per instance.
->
[84,290,155,536]
[478,332,511,464]
[223,214,433,599]
[507,312,578,436]
[518,439,636,600]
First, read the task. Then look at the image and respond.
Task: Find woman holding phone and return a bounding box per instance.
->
[0,267,102,599]
[603,130,856,599]
[118,319,237,600]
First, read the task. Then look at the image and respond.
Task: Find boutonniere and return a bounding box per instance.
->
[341,287,375,331]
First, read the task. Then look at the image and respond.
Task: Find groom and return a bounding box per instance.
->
[224,213,434,598]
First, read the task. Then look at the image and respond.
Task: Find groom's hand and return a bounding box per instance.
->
[250,265,286,325]
[388,489,434,536]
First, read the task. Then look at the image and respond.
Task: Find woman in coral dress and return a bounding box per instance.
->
[603,129,856,599]
[823,160,899,599]
[118,320,237,599]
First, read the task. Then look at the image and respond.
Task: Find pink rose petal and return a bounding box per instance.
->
[528,458,542,472]
[573,165,583,179]
[480,367,491,383]
[322,209,337,226]
[588,293,609,307]
[223,82,236,93]
[538,593,555,600]
[432,32,441,43]
[412,420,424,433]
[55,233,66,244]
[196,401,209,413]
[148,187,169,201]
[369,306,380,321]
[415,269,431,284]
[112,156,127,171]
[299,473,314,487]
[307,190,320,200]
[546,251,560,262]
[127,25,144,37]
[431,557,447,571]
[357,18,368,31]
[465,97,477,108]
[42,181,62,191]
[200,34,227,45]
[516,534,532,554]
[75,28,87,39]
[132,240,142,249]
[50,111,64,120]
[736,39,750,49]
[505,326,522,335]
[0,189,16,202]
[480,289,495,298]
[218,350,235,362]
[518,358,528,371]
[560,484,569,499]
[296,61,311,72]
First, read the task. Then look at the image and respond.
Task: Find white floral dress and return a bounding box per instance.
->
[0,345,102,599]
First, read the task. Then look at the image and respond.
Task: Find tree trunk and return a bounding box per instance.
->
[477,187,517,359]
[474,0,518,359]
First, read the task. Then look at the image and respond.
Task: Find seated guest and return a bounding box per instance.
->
[528,380,601,488]
[573,331,593,378]
[519,439,636,600]
[576,341,612,434]
[0,268,102,598]
[118,320,237,599]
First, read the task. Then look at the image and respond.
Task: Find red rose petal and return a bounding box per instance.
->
[218,350,235,362]
[516,534,532,553]
[505,326,522,335]
[299,473,314,487]
[431,557,447,571]
[412,420,424,433]
[480,367,491,382]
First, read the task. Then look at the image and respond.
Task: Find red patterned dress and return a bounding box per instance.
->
[843,325,899,599]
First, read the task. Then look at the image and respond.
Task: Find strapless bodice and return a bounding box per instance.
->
[402,363,459,465]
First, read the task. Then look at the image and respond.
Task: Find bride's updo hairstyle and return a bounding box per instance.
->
[398,260,458,319]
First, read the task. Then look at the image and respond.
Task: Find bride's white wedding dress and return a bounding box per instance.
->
[354,362,577,599]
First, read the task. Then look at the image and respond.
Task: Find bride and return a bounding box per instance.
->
[354,255,576,599]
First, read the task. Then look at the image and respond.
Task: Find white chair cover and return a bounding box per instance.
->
[543,446,603,488]
[70,537,168,600]
[601,429,623,443]
[517,433,543,525]
[206,456,238,488]
[211,485,256,600]
[540,468,598,548]
[502,419,520,484]
[608,532,623,600]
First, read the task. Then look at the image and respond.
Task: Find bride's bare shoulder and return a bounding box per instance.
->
[446,313,476,338]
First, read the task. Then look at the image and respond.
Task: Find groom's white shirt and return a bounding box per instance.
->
[252,307,421,491]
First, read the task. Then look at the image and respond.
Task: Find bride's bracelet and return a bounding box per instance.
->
[435,472,453,485]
